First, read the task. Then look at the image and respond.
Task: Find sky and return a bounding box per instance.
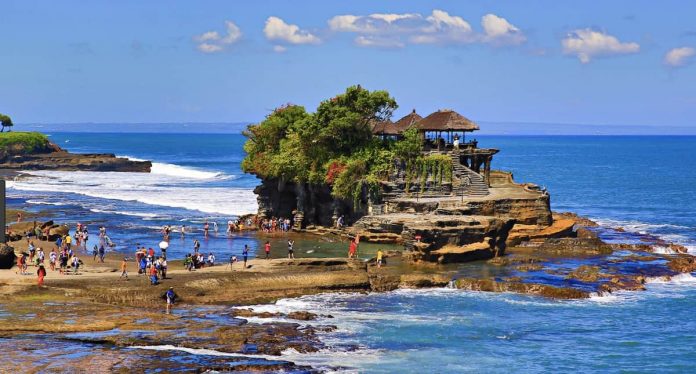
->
[1,0,696,131]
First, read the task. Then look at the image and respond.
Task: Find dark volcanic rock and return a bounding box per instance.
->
[0,245,16,269]
[0,144,151,172]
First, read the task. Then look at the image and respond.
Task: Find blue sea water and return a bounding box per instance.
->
[7,133,696,372]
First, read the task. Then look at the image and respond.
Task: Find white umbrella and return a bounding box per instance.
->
[159,241,169,250]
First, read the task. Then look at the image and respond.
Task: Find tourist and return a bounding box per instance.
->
[37,264,46,286]
[98,245,106,262]
[242,245,249,269]
[37,247,45,265]
[264,241,271,259]
[149,264,159,285]
[92,245,98,261]
[139,255,147,275]
[287,239,295,259]
[16,211,22,223]
[337,215,345,229]
[71,255,81,274]
[181,225,186,238]
[228,255,237,270]
[49,249,57,271]
[28,241,36,262]
[377,249,384,268]
[207,252,215,267]
[59,250,68,274]
[55,236,62,251]
[16,253,25,275]
[184,254,193,271]
[203,221,209,238]
[120,258,128,280]
[193,239,200,253]
[227,220,234,234]
[64,234,72,250]
[161,257,168,279]
[164,287,177,313]
[348,239,357,259]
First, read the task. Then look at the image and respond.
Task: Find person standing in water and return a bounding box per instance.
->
[193,239,200,254]
[203,221,210,238]
[165,287,177,313]
[180,225,186,238]
[287,239,295,259]
[348,239,357,259]
[264,241,271,259]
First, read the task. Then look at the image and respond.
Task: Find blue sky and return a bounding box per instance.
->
[1,0,695,129]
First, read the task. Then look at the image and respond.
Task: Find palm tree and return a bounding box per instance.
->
[0,114,13,132]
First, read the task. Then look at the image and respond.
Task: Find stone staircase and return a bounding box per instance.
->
[450,153,489,197]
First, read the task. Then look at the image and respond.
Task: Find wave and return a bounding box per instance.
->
[26,199,66,206]
[119,155,228,180]
[88,208,161,219]
[9,170,257,216]
[592,217,696,253]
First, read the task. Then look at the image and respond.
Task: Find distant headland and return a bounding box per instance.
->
[0,129,151,172]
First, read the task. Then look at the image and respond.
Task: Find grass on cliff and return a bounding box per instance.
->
[0,131,51,154]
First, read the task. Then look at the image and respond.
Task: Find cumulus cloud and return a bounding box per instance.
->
[273,45,287,53]
[561,29,639,63]
[481,14,526,45]
[194,21,242,53]
[264,16,320,45]
[664,47,695,67]
[327,10,523,48]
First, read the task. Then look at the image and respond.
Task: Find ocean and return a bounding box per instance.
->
[7,133,696,372]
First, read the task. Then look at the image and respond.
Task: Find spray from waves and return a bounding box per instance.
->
[119,155,229,180]
[130,344,381,372]
[26,199,66,206]
[592,217,696,253]
[10,170,258,216]
[88,208,161,219]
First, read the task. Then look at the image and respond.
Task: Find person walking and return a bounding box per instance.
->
[120,258,128,280]
[37,264,46,286]
[149,264,159,285]
[376,249,384,268]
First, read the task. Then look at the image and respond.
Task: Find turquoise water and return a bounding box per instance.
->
[7,133,696,372]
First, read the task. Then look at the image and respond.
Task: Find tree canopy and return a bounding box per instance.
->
[242,86,441,205]
[0,114,13,132]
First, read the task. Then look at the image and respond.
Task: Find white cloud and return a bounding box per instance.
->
[193,20,242,53]
[197,43,223,53]
[194,31,220,42]
[264,16,320,45]
[328,10,523,48]
[562,29,639,63]
[273,45,287,53]
[355,35,405,48]
[481,14,526,45]
[664,47,695,67]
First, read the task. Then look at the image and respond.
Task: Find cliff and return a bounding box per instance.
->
[0,132,151,172]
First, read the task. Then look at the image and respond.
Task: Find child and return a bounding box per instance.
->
[376,249,384,268]
[120,258,128,280]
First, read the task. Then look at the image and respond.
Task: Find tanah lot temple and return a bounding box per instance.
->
[255,108,562,263]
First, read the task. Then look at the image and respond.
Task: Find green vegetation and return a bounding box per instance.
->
[0,114,13,132]
[242,86,452,206]
[0,131,51,154]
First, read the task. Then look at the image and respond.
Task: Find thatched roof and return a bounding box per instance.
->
[417,109,479,132]
[371,109,422,135]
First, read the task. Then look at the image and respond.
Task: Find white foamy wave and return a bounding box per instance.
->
[9,170,257,216]
[118,155,229,180]
[26,199,66,206]
[593,218,691,232]
[88,208,161,219]
[645,273,696,285]
[131,344,381,372]
[151,162,227,180]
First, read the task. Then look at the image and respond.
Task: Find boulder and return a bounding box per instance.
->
[48,225,69,241]
[0,245,16,269]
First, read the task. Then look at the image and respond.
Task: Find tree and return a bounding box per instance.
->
[0,114,12,132]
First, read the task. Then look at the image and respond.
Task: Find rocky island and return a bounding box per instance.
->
[0,131,151,172]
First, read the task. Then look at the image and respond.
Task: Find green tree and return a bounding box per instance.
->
[0,114,13,132]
